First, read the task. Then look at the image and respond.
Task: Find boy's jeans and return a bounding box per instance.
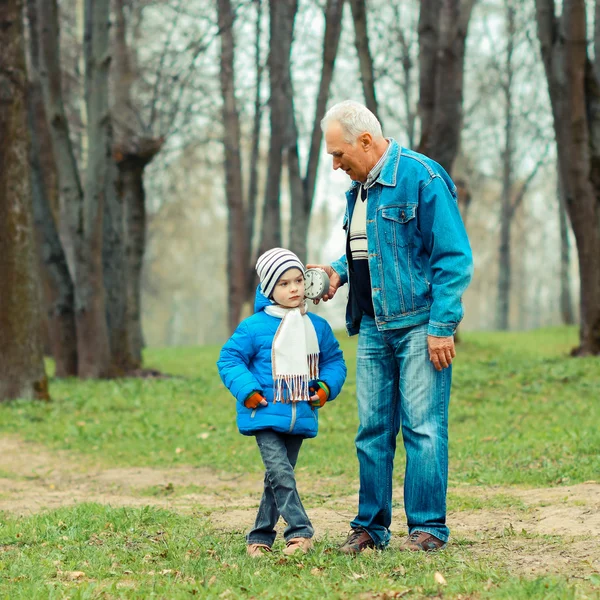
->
[351,317,451,547]
[247,430,313,546]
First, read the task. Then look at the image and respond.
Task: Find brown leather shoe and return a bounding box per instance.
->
[339,528,376,554]
[400,530,446,552]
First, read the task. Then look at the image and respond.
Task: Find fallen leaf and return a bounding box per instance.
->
[310,567,324,576]
[208,575,217,586]
[161,569,173,575]
[175,447,184,454]
[198,432,210,440]
[434,572,447,586]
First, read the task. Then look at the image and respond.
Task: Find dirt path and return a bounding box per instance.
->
[1,435,598,578]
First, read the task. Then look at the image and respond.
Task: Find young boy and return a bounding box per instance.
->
[217,248,347,557]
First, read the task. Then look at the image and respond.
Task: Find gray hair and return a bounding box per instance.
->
[321,100,383,144]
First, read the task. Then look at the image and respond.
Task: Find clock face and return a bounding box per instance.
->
[304,268,330,300]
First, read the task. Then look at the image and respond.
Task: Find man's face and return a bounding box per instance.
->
[325,121,370,183]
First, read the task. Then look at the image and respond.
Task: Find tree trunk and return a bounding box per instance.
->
[496,1,515,331]
[78,0,113,377]
[558,172,575,325]
[0,0,49,401]
[26,0,78,376]
[119,157,147,365]
[535,0,600,355]
[112,0,163,366]
[260,0,295,256]
[218,0,249,332]
[418,0,476,174]
[417,0,441,156]
[245,0,264,302]
[349,0,379,120]
[37,0,84,276]
[288,0,344,262]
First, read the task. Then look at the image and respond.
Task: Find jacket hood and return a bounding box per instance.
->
[254,285,273,313]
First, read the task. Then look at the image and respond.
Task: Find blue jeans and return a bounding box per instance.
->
[351,317,451,546]
[247,430,313,546]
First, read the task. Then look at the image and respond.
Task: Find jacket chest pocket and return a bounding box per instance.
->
[380,205,417,246]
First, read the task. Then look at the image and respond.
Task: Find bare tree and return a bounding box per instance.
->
[288,0,345,262]
[37,0,115,377]
[557,171,575,325]
[217,0,249,331]
[348,0,379,120]
[111,0,164,369]
[259,0,296,256]
[496,0,549,330]
[418,0,477,175]
[26,0,78,376]
[535,0,600,354]
[0,0,49,401]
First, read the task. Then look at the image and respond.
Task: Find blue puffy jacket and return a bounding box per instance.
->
[217,287,347,438]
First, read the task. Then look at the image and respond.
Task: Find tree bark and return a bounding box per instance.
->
[245,0,264,302]
[37,0,83,276]
[26,0,78,376]
[112,0,163,366]
[0,0,49,401]
[349,0,379,120]
[217,0,249,332]
[496,1,515,331]
[288,0,345,262]
[418,0,476,174]
[260,0,295,255]
[535,0,600,354]
[78,0,113,377]
[557,171,575,325]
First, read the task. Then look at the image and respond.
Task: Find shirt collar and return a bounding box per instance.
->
[363,139,391,189]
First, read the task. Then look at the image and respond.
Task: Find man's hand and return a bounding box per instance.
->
[306,264,342,303]
[427,335,456,371]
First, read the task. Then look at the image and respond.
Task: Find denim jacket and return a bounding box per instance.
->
[331,140,473,337]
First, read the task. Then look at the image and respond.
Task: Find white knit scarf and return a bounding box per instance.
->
[264,302,320,403]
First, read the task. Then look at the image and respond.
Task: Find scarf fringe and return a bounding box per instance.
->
[273,352,320,403]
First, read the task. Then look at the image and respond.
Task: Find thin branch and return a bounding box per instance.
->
[149,0,183,128]
[509,142,551,217]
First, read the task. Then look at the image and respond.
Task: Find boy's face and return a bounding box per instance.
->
[272,268,305,308]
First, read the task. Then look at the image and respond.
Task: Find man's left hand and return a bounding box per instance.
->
[427,335,456,371]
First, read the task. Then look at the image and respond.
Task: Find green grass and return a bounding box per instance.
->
[0,327,599,598]
[1,327,598,487]
[0,503,597,599]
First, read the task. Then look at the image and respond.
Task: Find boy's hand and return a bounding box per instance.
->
[244,392,268,409]
[309,381,329,408]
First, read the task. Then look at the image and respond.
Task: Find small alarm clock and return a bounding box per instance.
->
[304,268,330,300]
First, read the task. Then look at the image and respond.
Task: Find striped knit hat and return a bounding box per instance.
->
[256,248,305,299]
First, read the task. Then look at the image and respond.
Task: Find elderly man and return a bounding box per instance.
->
[312,100,473,553]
